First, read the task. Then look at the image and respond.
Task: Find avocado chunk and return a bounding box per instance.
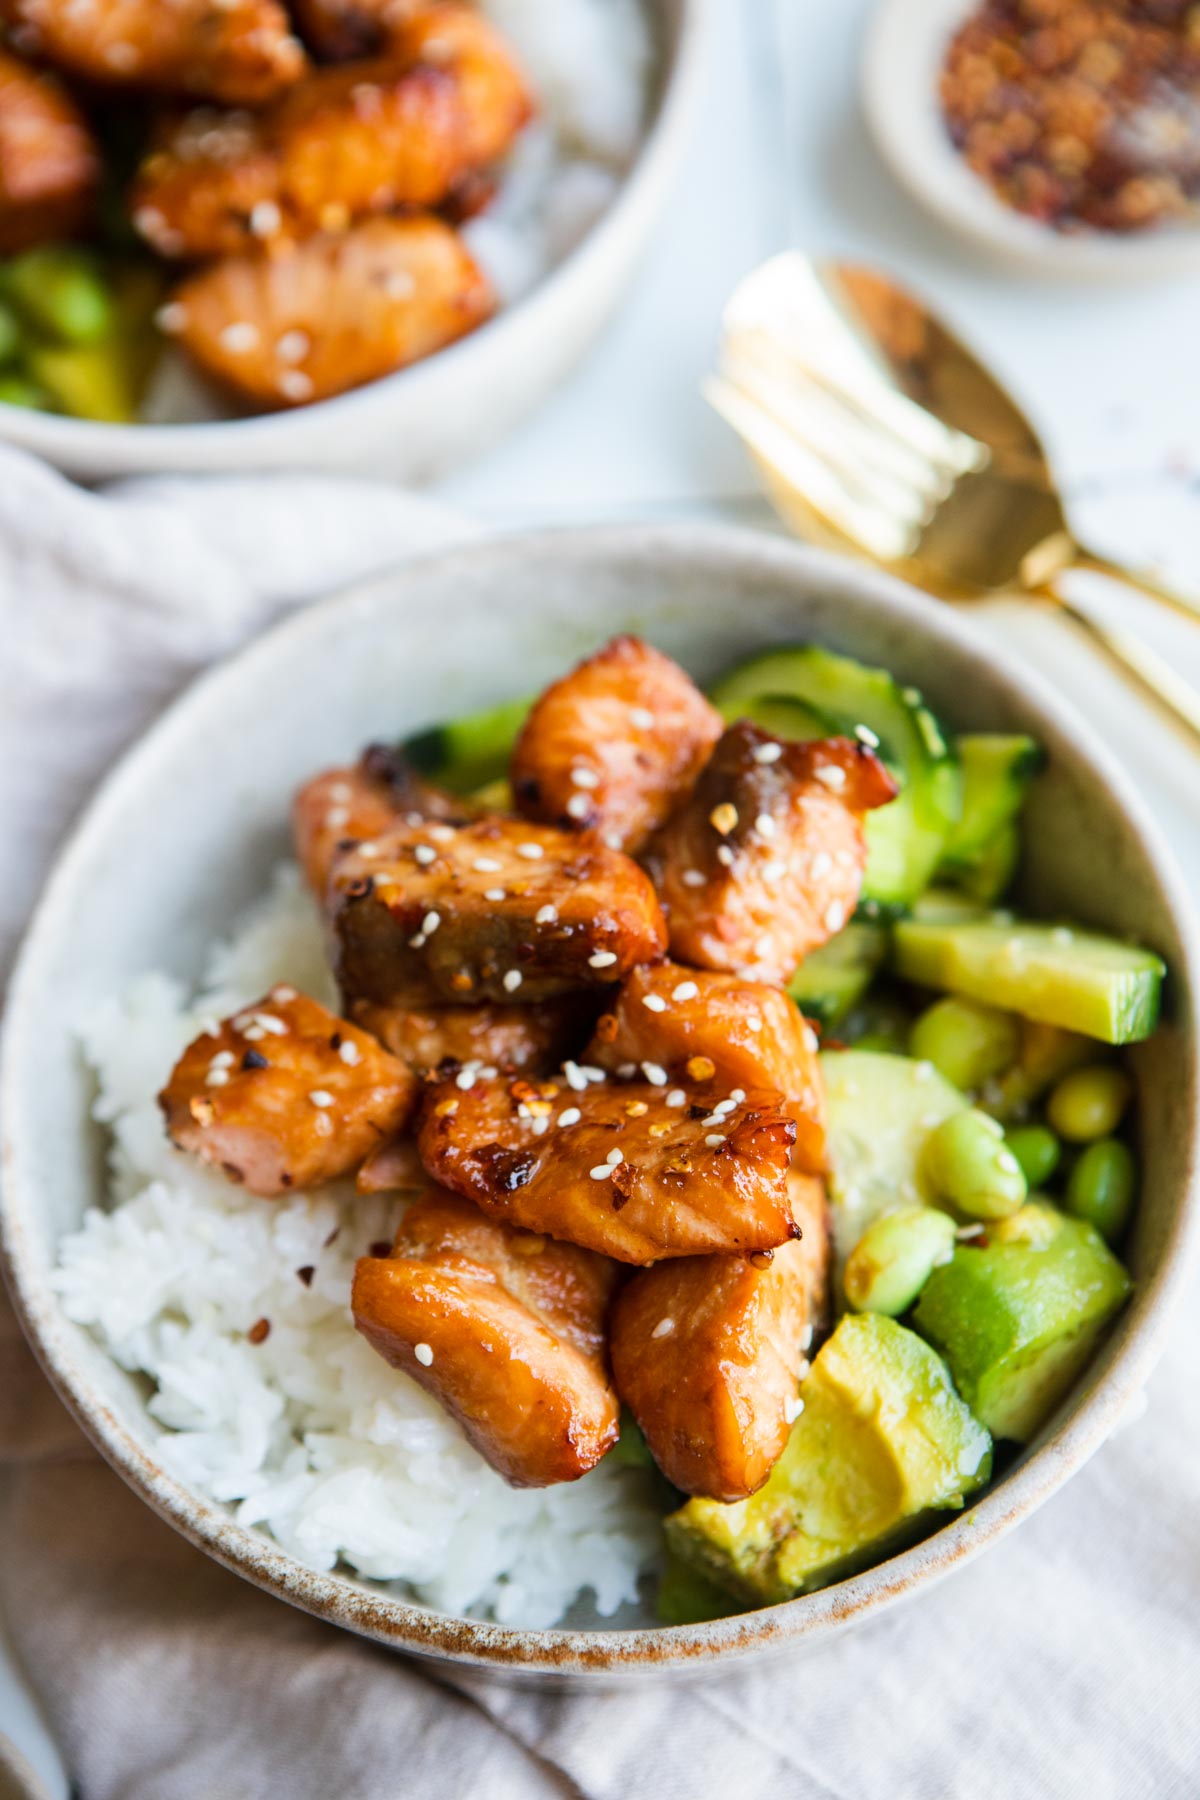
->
[820,1049,968,1264]
[665,1315,992,1605]
[656,1554,748,1625]
[893,912,1165,1045]
[938,734,1043,871]
[912,1202,1132,1443]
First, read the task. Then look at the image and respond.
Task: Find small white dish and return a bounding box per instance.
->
[863,0,1200,280]
[0,0,706,481]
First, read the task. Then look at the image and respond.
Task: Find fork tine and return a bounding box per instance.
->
[704,374,920,564]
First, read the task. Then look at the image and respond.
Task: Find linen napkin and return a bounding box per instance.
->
[1,438,1198,1800]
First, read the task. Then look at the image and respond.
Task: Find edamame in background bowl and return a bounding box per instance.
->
[3,525,1197,1679]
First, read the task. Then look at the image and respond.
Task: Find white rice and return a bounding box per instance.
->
[53,866,663,1629]
[141,0,654,420]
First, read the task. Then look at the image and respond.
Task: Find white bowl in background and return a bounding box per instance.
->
[3,523,1199,1682]
[863,0,1200,280]
[0,0,706,481]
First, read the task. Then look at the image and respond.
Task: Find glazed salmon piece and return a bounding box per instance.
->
[352,1185,620,1486]
[511,636,724,854]
[349,994,591,1076]
[2,0,304,103]
[648,724,897,987]
[585,962,826,1174]
[417,1070,798,1263]
[609,1172,831,1501]
[167,216,493,409]
[0,49,98,252]
[331,816,667,1009]
[290,0,413,61]
[292,748,480,901]
[160,985,416,1195]
[356,1132,425,1193]
[131,4,531,258]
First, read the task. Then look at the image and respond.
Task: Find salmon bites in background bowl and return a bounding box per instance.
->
[2,523,1197,1680]
[0,0,705,476]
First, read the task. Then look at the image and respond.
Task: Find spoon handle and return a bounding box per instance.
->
[1040,589,1200,749]
[1072,544,1200,631]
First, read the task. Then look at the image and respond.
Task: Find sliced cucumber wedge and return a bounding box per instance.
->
[401,695,531,795]
[893,913,1166,1045]
[942,735,1044,865]
[953,821,1020,906]
[788,922,889,1028]
[711,646,961,907]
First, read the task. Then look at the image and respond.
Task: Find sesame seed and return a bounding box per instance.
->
[409,933,427,949]
[713,1098,736,1116]
[641,1062,668,1086]
[571,766,600,788]
[784,1396,805,1424]
[325,806,349,828]
[800,1323,814,1350]
[484,888,506,902]
[564,1062,588,1092]
[254,1013,288,1037]
[309,1090,334,1108]
[422,911,441,935]
[209,1051,235,1069]
[755,933,775,959]
[535,904,558,925]
[666,1088,687,1107]
[414,1342,434,1367]
[566,793,591,821]
[473,857,502,872]
[272,985,297,1003]
[278,370,314,403]
[746,1013,763,1033]
[630,707,654,730]
[681,869,706,888]
[205,1068,230,1087]
[590,1164,615,1180]
[219,320,260,354]
[604,832,624,850]
[530,1116,549,1137]
[242,1026,266,1042]
[517,843,544,860]
[956,1223,985,1241]
[589,951,618,969]
[755,813,777,838]
[606,1147,624,1165]
[503,969,523,993]
[814,764,847,790]
[276,329,310,364]
[705,1133,726,1147]
[763,860,788,884]
[455,1068,478,1090]
[802,1025,819,1053]
[414,845,436,866]
[642,994,668,1013]
[617,1062,637,1079]
[651,1317,676,1339]
[356,843,379,858]
[811,851,833,879]
[199,1017,222,1038]
[710,802,738,835]
[581,1066,606,1083]
[154,301,188,335]
[557,1107,581,1127]
[730,1088,746,1103]
[824,901,847,933]
[672,980,699,1001]
[338,1040,361,1066]
[250,199,282,238]
[753,742,783,765]
[855,724,880,747]
[716,845,735,868]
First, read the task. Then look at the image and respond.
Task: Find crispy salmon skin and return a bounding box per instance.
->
[160,986,416,1195]
[352,1186,619,1485]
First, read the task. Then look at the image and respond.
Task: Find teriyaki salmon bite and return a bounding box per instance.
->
[127,631,1159,1621]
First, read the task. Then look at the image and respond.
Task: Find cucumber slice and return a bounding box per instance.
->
[401,695,530,794]
[942,735,1044,865]
[893,913,1165,1045]
[788,922,889,1028]
[819,1049,968,1266]
[954,821,1019,906]
[711,646,961,907]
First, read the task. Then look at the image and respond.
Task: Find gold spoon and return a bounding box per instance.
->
[707,253,1200,743]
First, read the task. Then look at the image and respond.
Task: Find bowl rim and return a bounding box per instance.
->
[0,0,709,456]
[4,519,1199,1678]
[862,0,1200,281]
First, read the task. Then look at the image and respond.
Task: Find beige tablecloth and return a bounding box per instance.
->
[2,444,1198,1800]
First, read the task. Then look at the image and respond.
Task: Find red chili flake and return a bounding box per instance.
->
[247,1317,271,1345]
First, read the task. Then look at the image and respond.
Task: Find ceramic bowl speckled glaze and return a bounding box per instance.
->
[3,524,1199,1683]
[0,0,705,481]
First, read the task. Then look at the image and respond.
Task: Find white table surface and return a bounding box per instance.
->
[6,0,1200,1789]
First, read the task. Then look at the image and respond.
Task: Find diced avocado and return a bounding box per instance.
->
[665,1315,991,1605]
[912,1202,1132,1443]
[26,341,137,423]
[819,1050,968,1264]
[656,1554,748,1625]
[940,735,1043,866]
[893,912,1165,1045]
[710,645,961,907]
[401,694,531,794]
[788,922,889,1028]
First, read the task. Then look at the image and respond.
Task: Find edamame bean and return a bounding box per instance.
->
[1046,1065,1131,1143]
[1005,1124,1061,1189]
[3,247,114,345]
[923,1107,1028,1219]
[909,997,1020,1092]
[1066,1139,1135,1243]
[844,1205,957,1316]
[0,372,50,410]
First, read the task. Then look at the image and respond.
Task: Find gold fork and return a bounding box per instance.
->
[707,253,1200,744]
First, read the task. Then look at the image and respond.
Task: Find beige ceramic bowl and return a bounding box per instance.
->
[0,0,705,481]
[3,524,1198,1682]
